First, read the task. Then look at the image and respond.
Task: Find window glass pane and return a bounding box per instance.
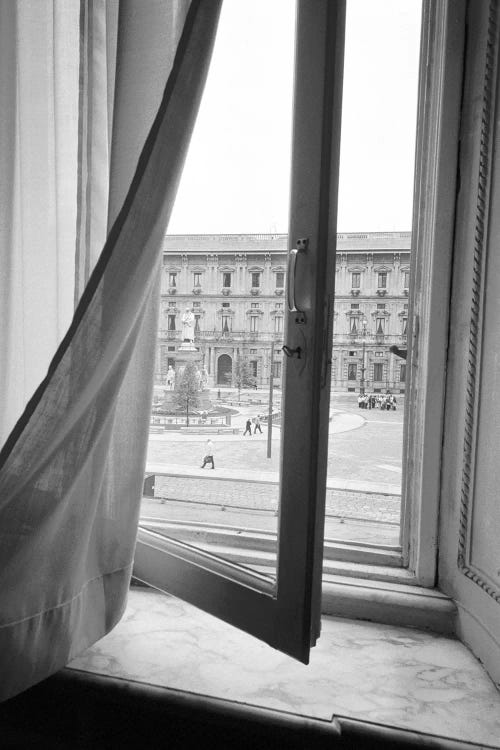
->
[327,0,420,549]
[141,0,295,580]
[378,272,387,288]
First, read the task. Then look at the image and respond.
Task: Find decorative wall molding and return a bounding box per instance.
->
[457,0,500,604]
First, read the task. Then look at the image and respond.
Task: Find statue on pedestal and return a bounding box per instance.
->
[166,366,176,390]
[201,368,208,390]
[181,307,195,343]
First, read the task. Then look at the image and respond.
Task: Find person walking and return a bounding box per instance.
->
[243,419,252,436]
[254,415,262,434]
[200,439,215,469]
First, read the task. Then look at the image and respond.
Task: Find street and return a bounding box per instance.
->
[141,391,404,547]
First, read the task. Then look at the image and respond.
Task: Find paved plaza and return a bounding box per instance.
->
[142,391,404,546]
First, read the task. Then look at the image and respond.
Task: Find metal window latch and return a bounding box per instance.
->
[282,345,302,359]
[287,238,308,324]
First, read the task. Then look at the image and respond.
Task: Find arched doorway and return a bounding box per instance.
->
[217,354,232,385]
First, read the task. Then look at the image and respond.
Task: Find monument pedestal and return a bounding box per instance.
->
[162,344,212,412]
[176,343,202,372]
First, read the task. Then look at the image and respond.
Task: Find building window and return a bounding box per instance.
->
[350,303,359,309]
[373,363,384,381]
[402,317,408,335]
[168,300,176,307]
[250,349,257,355]
[348,350,357,356]
[275,302,284,309]
[250,316,258,332]
[347,363,357,380]
[222,302,230,308]
[376,303,385,309]
[168,314,176,331]
[251,302,260,308]
[275,271,285,288]
[272,361,282,378]
[351,271,360,289]
[194,315,200,332]
[193,301,201,308]
[376,317,385,334]
[377,272,387,289]
[167,346,175,352]
[274,316,283,333]
[400,364,406,383]
[223,272,232,288]
[222,315,231,333]
[193,272,202,287]
[169,272,177,287]
[349,317,358,334]
[403,270,410,288]
[251,272,261,288]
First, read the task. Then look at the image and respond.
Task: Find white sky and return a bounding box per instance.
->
[168,0,422,235]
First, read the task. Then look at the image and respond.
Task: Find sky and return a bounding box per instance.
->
[168,0,422,235]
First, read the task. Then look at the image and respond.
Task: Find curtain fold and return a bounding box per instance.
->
[0,0,80,445]
[0,0,222,702]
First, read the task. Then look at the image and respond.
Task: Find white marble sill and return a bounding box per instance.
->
[69,587,500,747]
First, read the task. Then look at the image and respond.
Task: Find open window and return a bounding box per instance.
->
[134,0,346,663]
[135,0,500,682]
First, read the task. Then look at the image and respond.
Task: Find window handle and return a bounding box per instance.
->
[287,238,308,324]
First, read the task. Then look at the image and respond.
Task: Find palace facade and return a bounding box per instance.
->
[157,232,410,393]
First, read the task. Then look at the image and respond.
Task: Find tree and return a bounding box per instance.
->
[227,356,257,401]
[174,363,200,427]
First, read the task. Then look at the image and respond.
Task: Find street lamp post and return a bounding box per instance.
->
[359,317,368,395]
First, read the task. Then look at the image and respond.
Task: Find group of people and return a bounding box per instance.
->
[358,393,397,410]
[243,416,263,436]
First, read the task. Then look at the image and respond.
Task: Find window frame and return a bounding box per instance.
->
[377,271,387,289]
[251,271,261,288]
[373,362,383,382]
[135,0,346,663]
[136,0,466,653]
[400,0,465,584]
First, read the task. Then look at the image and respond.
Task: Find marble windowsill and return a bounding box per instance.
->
[68,587,500,747]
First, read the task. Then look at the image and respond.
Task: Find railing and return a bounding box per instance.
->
[151,415,227,427]
[196,330,282,342]
[332,334,407,344]
[159,330,407,345]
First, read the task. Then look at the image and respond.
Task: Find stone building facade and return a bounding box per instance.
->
[157,232,410,393]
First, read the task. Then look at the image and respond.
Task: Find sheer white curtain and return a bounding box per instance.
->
[0,0,222,702]
[0,1,80,445]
